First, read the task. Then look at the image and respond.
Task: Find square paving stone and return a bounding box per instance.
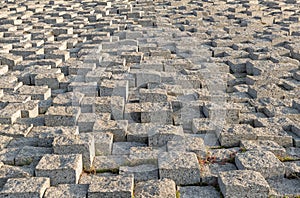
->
[45,106,80,126]
[240,140,286,156]
[15,146,53,166]
[148,125,184,147]
[44,184,88,198]
[158,151,201,185]
[0,164,33,189]
[178,186,221,198]
[87,174,134,198]
[218,170,270,198]
[119,164,158,182]
[35,154,82,186]
[93,120,128,142]
[134,179,176,198]
[0,177,50,198]
[235,150,285,179]
[53,133,95,169]
[92,155,130,172]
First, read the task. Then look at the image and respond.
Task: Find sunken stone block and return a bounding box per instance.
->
[134,179,176,198]
[0,177,50,198]
[235,150,285,179]
[218,170,270,198]
[87,174,134,198]
[53,133,95,169]
[178,186,221,198]
[158,152,201,185]
[44,184,88,198]
[35,154,82,186]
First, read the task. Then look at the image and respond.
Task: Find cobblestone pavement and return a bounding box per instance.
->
[0,0,299,197]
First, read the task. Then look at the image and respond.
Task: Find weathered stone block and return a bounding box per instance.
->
[35,154,82,185]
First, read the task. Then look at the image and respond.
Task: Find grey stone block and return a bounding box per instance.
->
[35,154,82,185]
[158,152,201,185]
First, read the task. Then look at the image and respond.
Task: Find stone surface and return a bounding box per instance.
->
[35,154,82,185]
[134,179,176,198]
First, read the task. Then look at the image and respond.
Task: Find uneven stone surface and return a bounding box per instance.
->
[0,0,299,197]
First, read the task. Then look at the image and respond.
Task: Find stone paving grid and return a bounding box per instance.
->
[0,0,299,197]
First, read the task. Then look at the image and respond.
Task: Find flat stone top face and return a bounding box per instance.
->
[235,150,283,167]
[53,133,93,146]
[0,177,50,193]
[46,106,80,116]
[158,152,200,169]
[219,170,270,187]
[149,125,184,136]
[88,174,134,192]
[35,154,82,170]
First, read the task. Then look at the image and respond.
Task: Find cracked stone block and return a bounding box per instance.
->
[134,179,176,198]
[178,186,221,198]
[44,184,88,198]
[0,177,50,198]
[93,155,130,172]
[87,174,134,198]
[45,106,80,126]
[35,154,82,186]
[140,102,173,124]
[93,120,128,142]
[240,140,286,156]
[53,133,95,169]
[18,85,51,100]
[220,170,270,197]
[148,125,184,147]
[158,152,201,185]
[235,150,285,178]
[219,124,257,147]
[120,164,158,182]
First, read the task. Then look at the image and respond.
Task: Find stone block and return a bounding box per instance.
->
[178,186,221,198]
[158,152,201,185]
[219,124,257,147]
[93,120,128,142]
[267,178,300,197]
[112,142,146,155]
[120,164,158,182]
[87,174,134,198]
[240,140,286,156]
[93,155,130,172]
[218,170,269,198]
[140,102,173,124]
[77,113,110,132]
[44,184,88,198]
[53,133,95,169]
[90,132,113,156]
[15,146,53,166]
[0,177,50,198]
[45,106,80,126]
[35,154,83,185]
[148,125,184,147]
[127,123,150,143]
[135,70,161,87]
[99,79,128,102]
[0,103,22,124]
[235,150,285,178]
[0,164,33,189]
[52,92,84,107]
[134,179,176,198]
[18,85,51,100]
